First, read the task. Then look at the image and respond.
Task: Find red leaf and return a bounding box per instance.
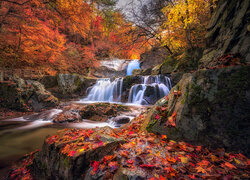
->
[92,161,100,172]
[140,164,155,168]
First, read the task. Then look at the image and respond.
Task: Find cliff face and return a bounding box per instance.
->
[145,0,250,155]
[199,0,250,68]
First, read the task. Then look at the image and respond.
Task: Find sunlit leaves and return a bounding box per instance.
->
[161,0,215,50]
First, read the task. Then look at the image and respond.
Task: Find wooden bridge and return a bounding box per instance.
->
[0,68,45,81]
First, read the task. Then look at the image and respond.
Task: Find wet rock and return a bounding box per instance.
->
[79,103,129,122]
[53,111,81,123]
[145,65,250,155]
[31,127,125,180]
[40,74,97,99]
[132,69,142,76]
[92,66,127,78]
[0,77,59,112]
[112,116,130,126]
[121,76,142,102]
[141,68,152,75]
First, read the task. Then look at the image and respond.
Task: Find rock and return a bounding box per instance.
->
[0,77,59,112]
[113,167,147,180]
[121,76,142,102]
[132,69,142,76]
[145,65,250,155]
[92,66,127,78]
[111,116,130,127]
[141,68,152,75]
[40,75,58,88]
[161,48,202,75]
[31,127,125,180]
[151,64,162,75]
[53,111,81,123]
[199,0,250,68]
[140,47,171,69]
[79,103,129,122]
[169,72,184,87]
[40,74,97,99]
[160,56,177,74]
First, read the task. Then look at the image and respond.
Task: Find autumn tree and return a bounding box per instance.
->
[161,0,215,51]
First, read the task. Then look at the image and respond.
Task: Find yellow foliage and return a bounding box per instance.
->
[161,0,215,50]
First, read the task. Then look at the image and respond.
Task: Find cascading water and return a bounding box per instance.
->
[128,75,172,105]
[83,78,123,102]
[83,75,171,105]
[126,60,140,75]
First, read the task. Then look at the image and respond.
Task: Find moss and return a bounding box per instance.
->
[146,118,158,132]
[122,76,133,91]
[63,157,70,168]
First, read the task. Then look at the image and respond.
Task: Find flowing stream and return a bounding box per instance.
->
[0,59,172,178]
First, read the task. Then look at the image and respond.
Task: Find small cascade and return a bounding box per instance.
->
[126,60,140,75]
[128,75,172,105]
[83,78,123,102]
[83,74,171,105]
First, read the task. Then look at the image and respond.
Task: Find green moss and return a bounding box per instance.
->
[146,118,158,132]
[63,157,70,168]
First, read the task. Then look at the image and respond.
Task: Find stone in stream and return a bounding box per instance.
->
[53,110,82,123]
[31,127,125,180]
[144,65,250,155]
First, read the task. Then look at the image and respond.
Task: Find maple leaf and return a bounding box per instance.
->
[223,162,237,169]
[180,157,189,164]
[196,166,206,173]
[140,164,155,168]
[197,160,210,167]
[161,135,167,140]
[92,161,100,172]
[68,150,76,157]
[155,114,161,120]
[196,146,202,151]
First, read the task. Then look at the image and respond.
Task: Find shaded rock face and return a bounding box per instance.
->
[92,66,127,78]
[79,103,129,122]
[140,47,170,69]
[121,75,142,102]
[0,77,59,112]
[40,74,96,99]
[199,0,250,68]
[145,66,250,155]
[31,127,124,180]
[52,103,130,123]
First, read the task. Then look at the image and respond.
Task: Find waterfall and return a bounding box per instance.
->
[128,75,172,105]
[83,78,123,102]
[83,75,171,105]
[126,60,140,75]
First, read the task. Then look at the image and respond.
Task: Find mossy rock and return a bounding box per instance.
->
[145,65,250,155]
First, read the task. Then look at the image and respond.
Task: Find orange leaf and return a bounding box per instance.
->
[224,162,237,169]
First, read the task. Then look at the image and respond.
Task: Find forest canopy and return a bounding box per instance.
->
[0,0,215,75]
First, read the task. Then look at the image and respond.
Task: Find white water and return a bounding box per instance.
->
[128,75,172,105]
[83,78,123,102]
[82,75,171,105]
[100,59,128,71]
[126,60,140,75]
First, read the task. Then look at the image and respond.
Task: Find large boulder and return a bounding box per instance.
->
[40,74,97,99]
[0,77,59,112]
[31,127,125,180]
[145,65,250,155]
[199,0,250,68]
